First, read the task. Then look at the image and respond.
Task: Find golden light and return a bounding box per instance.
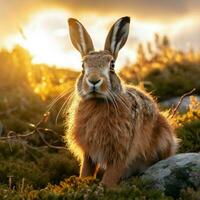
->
[5,10,193,71]
[6,9,76,67]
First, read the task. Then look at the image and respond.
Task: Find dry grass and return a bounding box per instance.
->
[0,35,199,199]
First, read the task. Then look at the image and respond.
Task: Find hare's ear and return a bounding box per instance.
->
[68,18,94,56]
[104,16,130,59]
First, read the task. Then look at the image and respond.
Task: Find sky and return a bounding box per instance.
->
[0,0,200,70]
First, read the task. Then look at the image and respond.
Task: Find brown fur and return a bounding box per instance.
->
[66,17,178,187]
[66,84,178,187]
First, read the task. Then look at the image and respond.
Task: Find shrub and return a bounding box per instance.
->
[144,62,200,101]
[176,120,200,153]
[0,142,78,189]
[179,188,200,200]
[0,176,173,200]
[172,96,200,153]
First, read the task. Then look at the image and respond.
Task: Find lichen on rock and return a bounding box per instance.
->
[142,153,200,198]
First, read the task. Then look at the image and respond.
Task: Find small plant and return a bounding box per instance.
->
[172,96,200,153]
[179,188,200,200]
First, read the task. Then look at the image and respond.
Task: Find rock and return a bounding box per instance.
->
[160,95,200,111]
[142,153,200,198]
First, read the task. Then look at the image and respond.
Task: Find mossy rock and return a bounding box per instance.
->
[142,153,200,198]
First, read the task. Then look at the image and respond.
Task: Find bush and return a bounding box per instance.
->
[120,34,200,101]
[179,188,200,200]
[144,62,200,101]
[173,96,200,153]
[176,120,200,153]
[0,43,200,200]
[0,176,174,200]
[1,177,200,200]
[0,142,78,189]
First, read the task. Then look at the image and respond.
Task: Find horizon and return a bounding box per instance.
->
[1,0,200,70]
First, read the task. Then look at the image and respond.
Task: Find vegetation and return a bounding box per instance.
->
[120,34,200,101]
[174,96,200,153]
[0,34,199,199]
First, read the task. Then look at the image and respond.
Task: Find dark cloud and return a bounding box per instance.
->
[1,0,200,25]
[53,0,200,22]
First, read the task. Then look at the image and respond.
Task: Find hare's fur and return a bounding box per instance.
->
[66,17,178,187]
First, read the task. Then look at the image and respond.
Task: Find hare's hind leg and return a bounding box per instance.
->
[80,153,99,178]
[121,158,150,179]
[155,114,178,160]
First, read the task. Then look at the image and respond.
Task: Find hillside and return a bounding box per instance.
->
[0,35,200,199]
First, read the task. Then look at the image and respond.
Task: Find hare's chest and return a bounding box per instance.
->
[74,105,133,165]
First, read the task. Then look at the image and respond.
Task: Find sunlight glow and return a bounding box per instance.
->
[5,10,197,70]
[6,10,73,67]
[5,11,160,70]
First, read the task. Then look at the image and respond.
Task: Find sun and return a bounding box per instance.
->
[5,11,136,70]
[5,10,167,71]
[6,9,83,68]
[20,10,73,67]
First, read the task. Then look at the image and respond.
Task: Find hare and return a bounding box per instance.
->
[65,16,178,187]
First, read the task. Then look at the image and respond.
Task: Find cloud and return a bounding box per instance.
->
[1,0,200,28]
[0,0,200,52]
[56,0,200,21]
[171,20,200,50]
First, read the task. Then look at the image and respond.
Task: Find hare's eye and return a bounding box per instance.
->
[110,60,115,72]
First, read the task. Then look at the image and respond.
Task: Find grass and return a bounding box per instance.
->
[0,176,199,200]
[120,34,200,101]
[0,40,200,199]
[0,176,174,200]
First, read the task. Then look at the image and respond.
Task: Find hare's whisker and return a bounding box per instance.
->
[47,89,73,112]
[55,91,75,125]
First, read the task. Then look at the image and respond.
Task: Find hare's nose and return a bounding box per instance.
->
[89,79,101,85]
[86,78,103,88]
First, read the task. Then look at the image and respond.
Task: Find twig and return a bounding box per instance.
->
[37,129,67,150]
[8,175,13,189]
[170,88,196,118]
[0,112,66,150]
[0,130,35,140]
[20,178,25,193]
[0,107,17,116]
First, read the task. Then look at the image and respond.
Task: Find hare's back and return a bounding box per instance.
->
[125,86,158,120]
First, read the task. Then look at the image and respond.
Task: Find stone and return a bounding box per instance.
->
[160,95,200,111]
[142,153,200,198]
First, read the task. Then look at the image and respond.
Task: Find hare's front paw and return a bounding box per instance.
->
[101,164,126,188]
[80,154,99,178]
[101,178,117,188]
